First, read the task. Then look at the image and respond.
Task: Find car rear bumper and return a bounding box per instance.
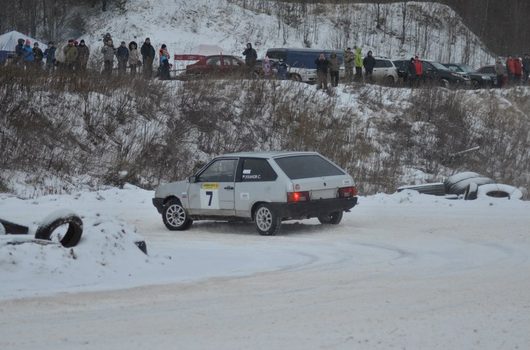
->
[270,197,358,219]
[152,198,165,213]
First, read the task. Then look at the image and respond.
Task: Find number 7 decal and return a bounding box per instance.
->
[206,191,213,206]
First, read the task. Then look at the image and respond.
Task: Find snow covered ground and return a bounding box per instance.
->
[80,0,494,69]
[1,186,529,349]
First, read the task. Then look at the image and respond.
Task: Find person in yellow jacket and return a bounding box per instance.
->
[354,46,363,82]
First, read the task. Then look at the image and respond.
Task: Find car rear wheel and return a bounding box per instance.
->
[318,211,343,225]
[385,76,395,85]
[163,199,193,231]
[290,74,302,82]
[254,204,281,236]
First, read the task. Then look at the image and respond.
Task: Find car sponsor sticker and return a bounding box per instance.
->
[200,183,220,209]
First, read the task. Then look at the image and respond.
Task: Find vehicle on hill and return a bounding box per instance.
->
[370,57,399,84]
[153,152,358,235]
[265,48,345,83]
[476,65,500,86]
[175,54,248,77]
[442,63,495,88]
[393,59,471,87]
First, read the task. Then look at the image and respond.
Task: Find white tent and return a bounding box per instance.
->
[0,30,48,52]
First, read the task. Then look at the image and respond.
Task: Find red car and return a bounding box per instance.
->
[175,54,246,77]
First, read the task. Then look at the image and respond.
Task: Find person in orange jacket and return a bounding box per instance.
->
[506,56,516,83]
[513,57,523,84]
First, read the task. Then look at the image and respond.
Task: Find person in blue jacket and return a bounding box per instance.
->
[22,40,35,68]
[44,41,57,71]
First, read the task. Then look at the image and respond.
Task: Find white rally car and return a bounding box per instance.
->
[152,151,358,235]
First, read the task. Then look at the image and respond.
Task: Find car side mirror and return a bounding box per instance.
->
[189,176,197,183]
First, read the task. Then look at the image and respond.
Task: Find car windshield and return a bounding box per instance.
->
[430,62,450,71]
[274,155,345,179]
[458,64,476,73]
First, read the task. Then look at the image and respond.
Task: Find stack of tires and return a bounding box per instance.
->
[444,172,523,200]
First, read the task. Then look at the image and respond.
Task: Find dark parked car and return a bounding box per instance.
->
[443,63,495,88]
[393,59,471,87]
[477,65,501,87]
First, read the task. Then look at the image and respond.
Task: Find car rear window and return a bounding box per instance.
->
[274,155,345,179]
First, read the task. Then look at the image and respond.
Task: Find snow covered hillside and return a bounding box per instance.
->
[1,73,529,198]
[1,187,529,349]
[80,0,494,68]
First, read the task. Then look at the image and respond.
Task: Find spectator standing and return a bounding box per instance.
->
[64,39,78,72]
[77,39,90,72]
[523,54,530,84]
[242,43,257,74]
[414,55,423,83]
[262,56,272,78]
[101,40,115,76]
[159,44,171,80]
[506,56,515,84]
[408,57,417,87]
[513,57,523,84]
[363,50,376,83]
[344,47,354,82]
[44,41,56,71]
[116,41,129,76]
[495,58,506,88]
[33,42,44,67]
[128,41,139,76]
[141,37,155,78]
[22,40,34,69]
[315,53,330,90]
[354,46,363,81]
[15,38,25,66]
[329,52,340,87]
[276,59,288,80]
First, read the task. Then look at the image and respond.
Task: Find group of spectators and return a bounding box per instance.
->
[495,55,530,87]
[313,46,378,90]
[9,33,171,79]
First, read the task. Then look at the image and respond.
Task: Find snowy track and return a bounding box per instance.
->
[1,188,529,349]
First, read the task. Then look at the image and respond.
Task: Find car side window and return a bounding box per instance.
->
[198,159,238,182]
[423,62,434,70]
[374,59,384,68]
[207,57,221,66]
[240,159,277,182]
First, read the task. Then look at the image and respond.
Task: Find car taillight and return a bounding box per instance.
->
[287,191,310,202]
[338,186,358,198]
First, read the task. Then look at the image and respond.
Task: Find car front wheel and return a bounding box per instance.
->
[254,204,281,236]
[318,211,343,225]
[163,199,193,231]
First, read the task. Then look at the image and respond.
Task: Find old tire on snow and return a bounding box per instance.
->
[449,176,494,195]
[254,203,281,236]
[35,211,83,248]
[464,183,479,200]
[163,199,193,231]
[318,211,344,225]
[477,184,523,200]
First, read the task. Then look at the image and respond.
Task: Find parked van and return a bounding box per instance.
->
[266,48,344,83]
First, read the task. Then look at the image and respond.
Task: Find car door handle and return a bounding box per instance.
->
[224,186,234,190]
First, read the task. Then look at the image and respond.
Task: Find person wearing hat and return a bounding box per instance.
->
[22,40,35,68]
[44,41,56,71]
[33,42,44,67]
[141,37,155,78]
[158,44,170,80]
[116,41,129,76]
[15,38,25,66]
[77,39,90,72]
[128,41,140,76]
[64,39,79,72]
[101,39,115,76]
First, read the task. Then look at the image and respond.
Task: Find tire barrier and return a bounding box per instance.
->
[35,212,84,248]
[476,184,523,200]
[0,218,29,235]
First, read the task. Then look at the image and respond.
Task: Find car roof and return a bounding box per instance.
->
[220,151,320,159]
[267,48,342,53]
